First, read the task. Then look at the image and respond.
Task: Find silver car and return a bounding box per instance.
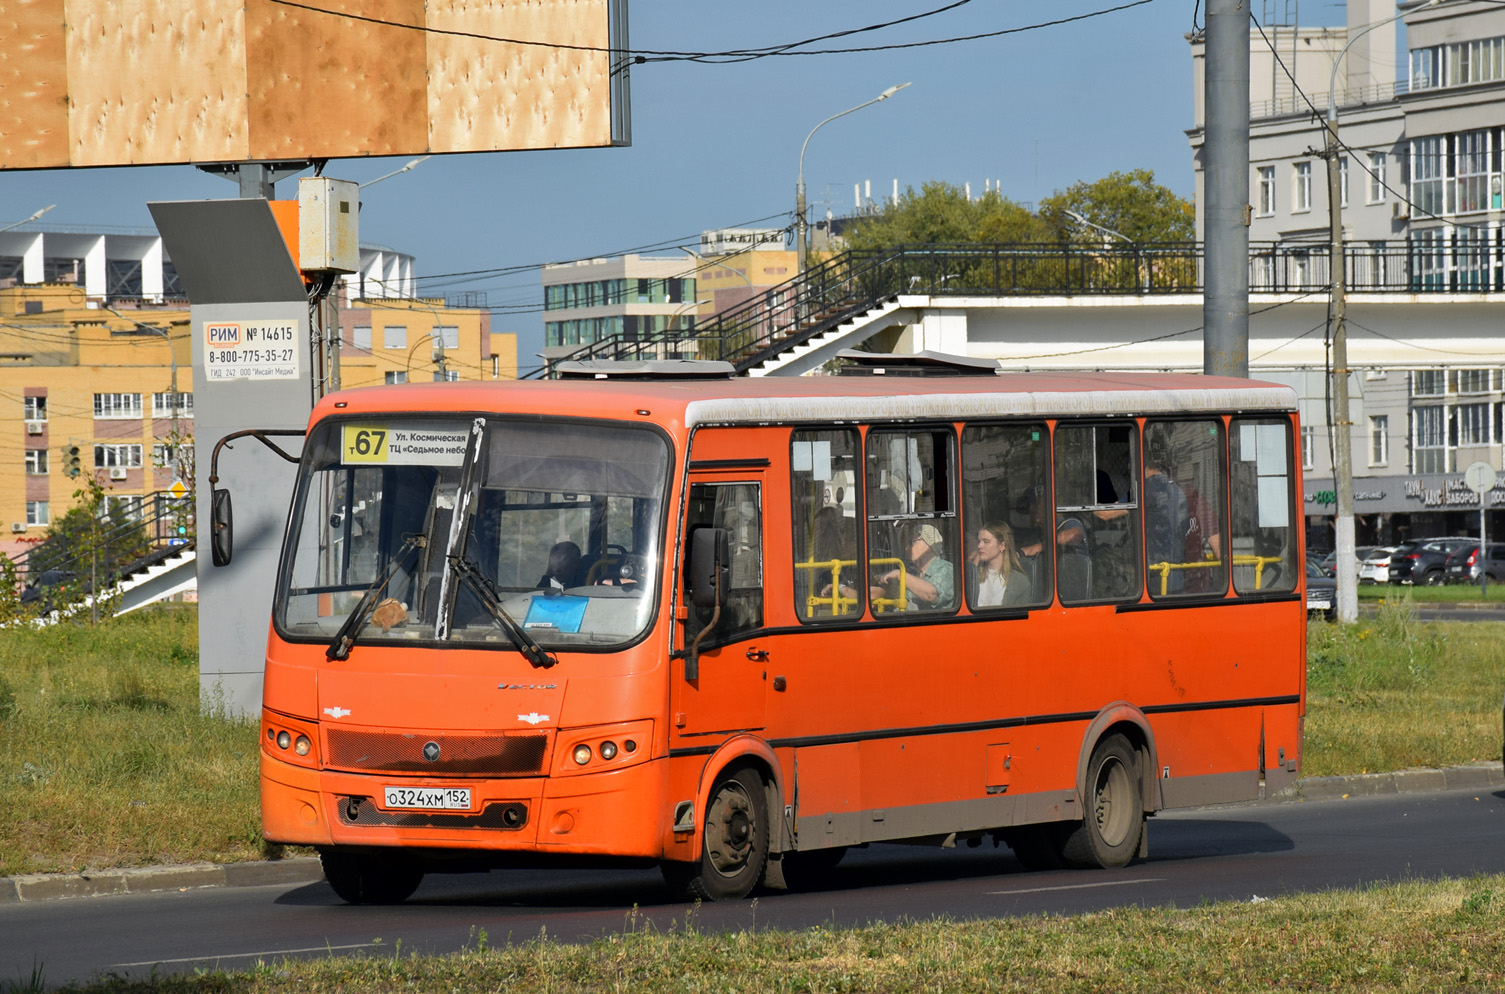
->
[1359,546,1399,584]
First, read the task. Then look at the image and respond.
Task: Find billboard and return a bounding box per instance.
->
[0,0,629,170]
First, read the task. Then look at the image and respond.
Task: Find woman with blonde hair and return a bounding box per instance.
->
[972,521,1031,608]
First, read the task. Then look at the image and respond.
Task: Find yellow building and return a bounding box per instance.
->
[336,293,518,387]
[1,283,517,561]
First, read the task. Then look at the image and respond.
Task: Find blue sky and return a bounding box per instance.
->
[0,0,1352,370]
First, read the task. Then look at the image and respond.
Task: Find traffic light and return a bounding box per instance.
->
[62,444,81,477]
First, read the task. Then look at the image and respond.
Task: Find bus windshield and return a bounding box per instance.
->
[276,417,671,651]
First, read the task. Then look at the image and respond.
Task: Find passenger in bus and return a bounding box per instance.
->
[872,523,955,610]
[812,505,860,612]
[536,540,583,592]
[970,522,1031,608]
[1143,442,1191,594]
[1056,517,1092,601]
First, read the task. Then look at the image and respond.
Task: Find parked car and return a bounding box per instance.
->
[1359,546,1400,584]
[1319,546,1376,580]
[1468,544,1505,583]
[1388,537,1476,585]
[1306,560,1337,621]
[1444,543,1484,583]
[18,569,77,612]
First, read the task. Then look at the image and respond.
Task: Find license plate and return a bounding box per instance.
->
[383,786,471,810]
[1307,595,1332,609]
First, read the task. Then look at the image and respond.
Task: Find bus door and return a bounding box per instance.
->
[672,434,771,741]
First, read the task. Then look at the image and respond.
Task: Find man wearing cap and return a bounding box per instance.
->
[873,523,955,611]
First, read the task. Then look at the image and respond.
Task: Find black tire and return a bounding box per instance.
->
[780,846,847,891]
[662,766,768,901]
[1424,569,1444,586]
[320,851,424,905]
[1059,734,1144,869]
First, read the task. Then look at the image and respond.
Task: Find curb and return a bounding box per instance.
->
[1272,762,1505,803]
[0,857,322,906]
[2,765,1502,905]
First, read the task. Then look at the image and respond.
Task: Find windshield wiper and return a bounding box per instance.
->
[325,534,425,661]
[447,553,558,669]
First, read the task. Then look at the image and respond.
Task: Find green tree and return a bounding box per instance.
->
[844,181,1049,251]
[1038,169,1195,245]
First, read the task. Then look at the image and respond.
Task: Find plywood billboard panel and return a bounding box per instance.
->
[0,0,620,169]
[0,0,70,168]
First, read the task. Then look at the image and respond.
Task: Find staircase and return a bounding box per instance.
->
[532,241,1207,377]
[9,491,197,622]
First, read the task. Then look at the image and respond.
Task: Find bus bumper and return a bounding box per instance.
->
[262,751,668,857]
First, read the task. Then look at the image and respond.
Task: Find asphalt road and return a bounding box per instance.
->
[3,784,1503,988]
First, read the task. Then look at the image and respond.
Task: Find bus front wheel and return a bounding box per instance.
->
[320,850,424,905]
[1060,734,1143,869]
[662,766,768,901]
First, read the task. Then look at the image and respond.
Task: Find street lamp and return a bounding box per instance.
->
[360,156,432,189]
[0,204,55,234]
[796,83,910,272]
[1323,0,1437,624]
[1064,210,1147,291]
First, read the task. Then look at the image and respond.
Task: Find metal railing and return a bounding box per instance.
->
[11,490,194,588]
[1250,79,1409,120]
[536,238,1505,376]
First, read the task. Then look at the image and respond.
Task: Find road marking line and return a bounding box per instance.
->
[113,943,379,967]
[987,877,1164,895]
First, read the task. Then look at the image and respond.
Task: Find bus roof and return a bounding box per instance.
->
[313,372,1297,429]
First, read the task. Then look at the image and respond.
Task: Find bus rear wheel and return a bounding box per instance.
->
[1060,734,1143,869]
[662,766,768,901]
[320,851,424,905]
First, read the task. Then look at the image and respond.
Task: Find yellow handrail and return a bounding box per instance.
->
[868,557,908,613]
[794,557,859,617]
[1145,555,1284,595]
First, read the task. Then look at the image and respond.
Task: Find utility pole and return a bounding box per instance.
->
[1203,0,1250,378]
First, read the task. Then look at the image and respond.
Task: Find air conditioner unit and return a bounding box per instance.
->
[10,523,25,533]
[1392,202,1409,220]
[25,422,42,435]
[109,467,128,480]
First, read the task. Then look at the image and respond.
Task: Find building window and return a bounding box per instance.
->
[385,371,407,384]
[25,501,48,527]
[151,392,193,418]
[1292,162,1312,213]
[1340,157,1349,208]
[93,393,142,419]
[94,444,143,469]
[1457,402,1491,446]
[433,325,460,350]
[1454,369,1493,394]
[1455,130,1490,214]
[1411,45,1441,90]
[1366,152,1387,204]
[104,495,145,521]
[1300,425,1316,470]
[24,449,47,475]
[434,369,460,382]
[1369,415,1388,466]
[1411,136,1447,217]
[152,443,182,468]
[383,325,406,350]
[1257,166,1275,215]
[1413,405,1447,473]
[23,396,46,422]
[353,325,372,351]
[1412,369,1446,396]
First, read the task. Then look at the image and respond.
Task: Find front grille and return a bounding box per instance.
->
[325,729,550,776]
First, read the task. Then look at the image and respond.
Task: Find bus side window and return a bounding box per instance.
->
[683,482,763,642]
[960,423,1051,609]
[1053,422,1141,604]
[1144,420,1228,598]
[791,430,862,621]
[1230,418,1298,594]
[865,428,959,614]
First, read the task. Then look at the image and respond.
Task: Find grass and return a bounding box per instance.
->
[1305,598,1505,777]
[26,875,1505,993]
[1357,581,1505,603]
[0,602,1501,875]
[0,607,267,877]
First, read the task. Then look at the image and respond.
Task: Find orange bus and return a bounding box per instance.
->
[233,358,1306,903]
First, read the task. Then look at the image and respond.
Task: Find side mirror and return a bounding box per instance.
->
[689,527,730,609]
[210,488,234,567]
